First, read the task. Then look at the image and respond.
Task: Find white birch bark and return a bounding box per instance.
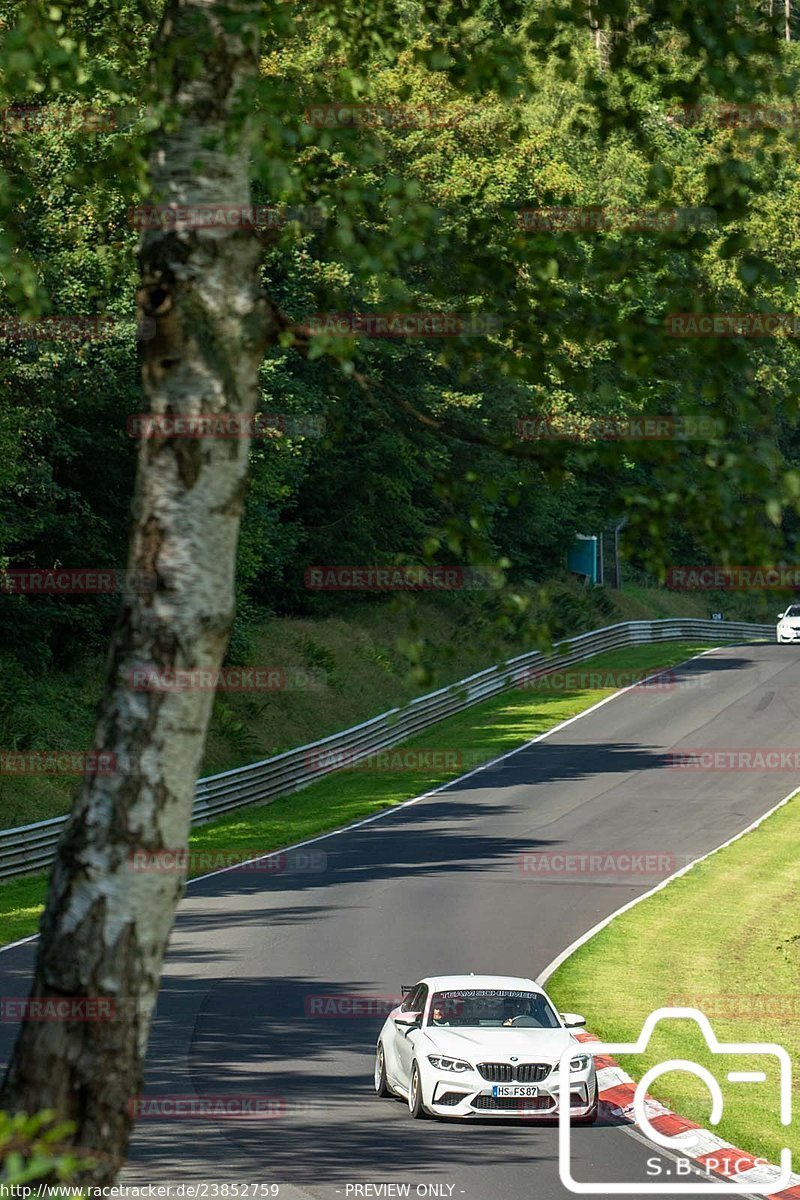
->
[0,0,274,1182]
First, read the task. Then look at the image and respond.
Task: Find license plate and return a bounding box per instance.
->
[492,1085,538,1097]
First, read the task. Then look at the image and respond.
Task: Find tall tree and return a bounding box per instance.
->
[0,0,275,1182]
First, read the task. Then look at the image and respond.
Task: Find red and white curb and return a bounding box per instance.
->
[574,1030,800,1198]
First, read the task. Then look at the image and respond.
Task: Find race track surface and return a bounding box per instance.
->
[1,643,795,1200]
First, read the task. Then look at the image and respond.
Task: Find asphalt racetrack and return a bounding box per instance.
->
[1,643,795,1200]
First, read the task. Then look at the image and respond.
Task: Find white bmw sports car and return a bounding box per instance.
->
[776,605,800,643]
[373,973,598,1122]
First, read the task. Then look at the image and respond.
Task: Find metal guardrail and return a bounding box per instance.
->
[0,617,772,880]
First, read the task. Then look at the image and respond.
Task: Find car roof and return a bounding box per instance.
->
[416,974,545,993]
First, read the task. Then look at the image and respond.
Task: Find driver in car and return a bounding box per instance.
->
[502,997,528,1025]
[431,999,461,1025]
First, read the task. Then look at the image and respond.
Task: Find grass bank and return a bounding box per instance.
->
[0,576,738,827]
[547,788,800,1166]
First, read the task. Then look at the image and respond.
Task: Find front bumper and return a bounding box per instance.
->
[425,1074,597,1119]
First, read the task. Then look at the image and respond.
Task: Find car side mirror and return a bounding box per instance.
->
[393,1012,422,1029]
[777,612,786,620]
[560,1012,586,1028]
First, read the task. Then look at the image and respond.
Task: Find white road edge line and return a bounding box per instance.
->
[0,642,731,957]
[535,779,800,986]
[534,650,798,1200]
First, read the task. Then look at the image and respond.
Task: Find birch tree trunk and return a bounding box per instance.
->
[787,0,792,40]
[588,0,609,69]
[0,0,274,1182]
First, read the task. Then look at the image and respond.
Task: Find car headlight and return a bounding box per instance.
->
[570,1054,592,1073]
[427,1055,472,1073]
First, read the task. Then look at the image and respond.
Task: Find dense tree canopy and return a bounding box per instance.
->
[1,0,799,658]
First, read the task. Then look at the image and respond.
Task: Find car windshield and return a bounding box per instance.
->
[427,988,561,1029]
[783,607,800,618]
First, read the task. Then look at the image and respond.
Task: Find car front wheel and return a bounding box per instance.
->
[408,1061,429,1119]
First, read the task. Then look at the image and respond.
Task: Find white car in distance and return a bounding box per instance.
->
[777,605,800,643]
[373,973,598,1122]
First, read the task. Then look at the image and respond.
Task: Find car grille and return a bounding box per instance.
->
[477,1062,551,1083]
[473,1095,554,1112]
[517,1063,551,1083]
[436,1092,467,1106]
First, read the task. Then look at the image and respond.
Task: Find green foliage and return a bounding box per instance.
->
[0,1109,86,1185]
[0,0,799,690]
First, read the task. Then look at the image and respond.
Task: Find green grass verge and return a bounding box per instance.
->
[0,640,711,949]
[548,788,800,1166]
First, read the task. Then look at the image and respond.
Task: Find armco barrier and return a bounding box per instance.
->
[0,618,771,880]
